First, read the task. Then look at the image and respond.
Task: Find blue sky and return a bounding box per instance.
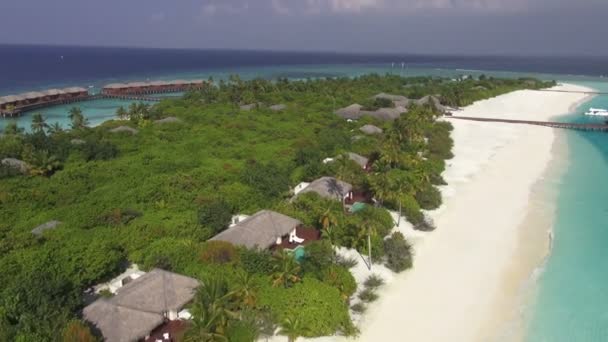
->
[0,0,606,55]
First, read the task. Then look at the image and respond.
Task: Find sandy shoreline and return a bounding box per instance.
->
[354,84,593,342]
[265,84,594,342]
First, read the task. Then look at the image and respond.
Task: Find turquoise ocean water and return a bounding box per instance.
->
[2,59,608,339]
[525,82,608,341]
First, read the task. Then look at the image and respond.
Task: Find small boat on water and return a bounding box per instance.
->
[584,108,608,116]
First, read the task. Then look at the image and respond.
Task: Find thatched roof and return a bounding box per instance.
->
[335,104,363,120]
[126,82,148,87]
[415,95,447,112]
[110,126,138,135]
[1,158,29,174]
[22,91,45,99]
[191,79,205,84]
[298,177,353,200]
[42,89,65,96]
[240,103,259,111]
[210,210,301,249]
[63,87,87,93]
[148,81,168,86]
[169,80,188,85]
[104,83,129,89]
[31,220,61,236]
[346,152,369,168]
[84,300,164,342]
[83,269,199,342]
[0,95,24,103]
[269,104,286,111]
[154,117,182,124]
[373,93,409,102]
[359,108,402,121]
[360,124,383,135]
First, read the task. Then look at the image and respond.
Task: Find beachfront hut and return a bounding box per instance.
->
[373,93,410,103]
[110,126,139,135]
[83,269,200,342]
[335,103,363,120]
[210,210,302,249]
[297,176,354,202]
[369,107,403,121]
[415,95,447,112]
[360,124,383,135]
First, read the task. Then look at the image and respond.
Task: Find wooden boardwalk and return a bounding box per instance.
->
[98,94,165,102]
[446,116,608,132]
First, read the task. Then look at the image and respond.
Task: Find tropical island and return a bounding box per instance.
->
[0,74,555,341]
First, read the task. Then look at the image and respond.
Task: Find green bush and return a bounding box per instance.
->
[301,240,334,275]
[226,319,259,342]
[358,288,378,303]
[239,248,275,275]
[384,232,413,272]
[133,238,199,272]
[200,240,239,264]
[351,303,366,314]
[401,194,425,226]
[197,199,233,235]
[336,255,358,269]
[257,276,354,337]
[321,265,357,300]
[363,274,385,289]
[415,184,442,210]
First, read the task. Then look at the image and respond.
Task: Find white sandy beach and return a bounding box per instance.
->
[353,84,593,342]
[266,84,594,342]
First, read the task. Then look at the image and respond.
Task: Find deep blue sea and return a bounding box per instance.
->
[2,45,608,340]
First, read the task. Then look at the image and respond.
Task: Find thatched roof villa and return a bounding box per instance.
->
[360,124,383,135]
[297,176,354,201]
[335,103,364,120]
[210,210,303,249]
[0,87,89,117]
[83,268,199,342]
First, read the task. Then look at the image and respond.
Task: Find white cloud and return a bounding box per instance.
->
[285,0,529,15]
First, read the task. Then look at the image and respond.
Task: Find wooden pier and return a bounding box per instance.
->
[446,116,608,132]
[99,94,165,102]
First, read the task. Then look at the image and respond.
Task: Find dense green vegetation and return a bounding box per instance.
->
[0,74,554,341]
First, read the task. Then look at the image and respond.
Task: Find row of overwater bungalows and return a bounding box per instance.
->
[101,79,205,96]
[0,80,207,117]
[0,87,89,117]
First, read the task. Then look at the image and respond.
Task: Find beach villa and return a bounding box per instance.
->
[323,152,371,171]
[296,176,354,202]
[210,210,317,250]
[83,268,199,342]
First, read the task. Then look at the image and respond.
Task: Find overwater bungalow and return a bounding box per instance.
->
[101,79,206,96]
[0,86,89,117]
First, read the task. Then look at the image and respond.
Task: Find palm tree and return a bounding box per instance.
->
[271,250,301,288]
[319,208,339,247]
[233,271,258,309]
[28,150,61,177]
[47,122,63,135]
[68,107,87,129]
[185,276,238,341]
[116,106,128,120]
[2,122,21,135]
[278,317,307,342]
[31,113,48,134]
[358,219,380,270]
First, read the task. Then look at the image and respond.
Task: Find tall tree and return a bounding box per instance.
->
[68,107,87,130]
[271,250,301,288]
[31,113,48,134]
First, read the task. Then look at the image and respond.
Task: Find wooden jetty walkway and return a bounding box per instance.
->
[97,94,165,102]
[446,116,608,132]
